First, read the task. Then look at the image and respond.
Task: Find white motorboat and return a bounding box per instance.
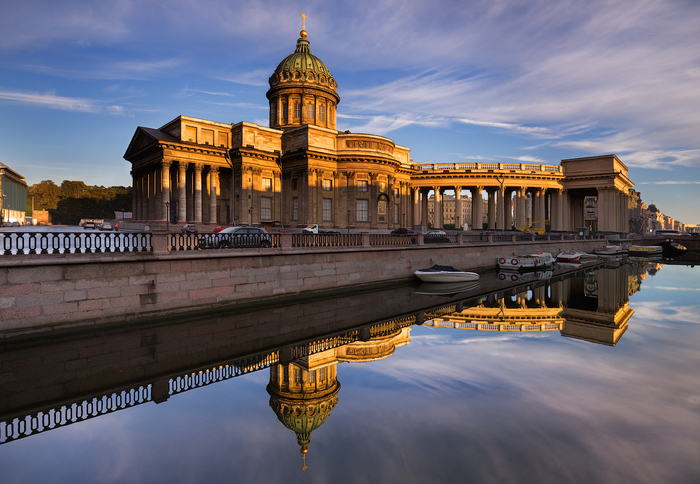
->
[625,245,663,256]
[414,265,480,283]
[593,245,625,256]
[497,252,554,271]
[556,251,584,263]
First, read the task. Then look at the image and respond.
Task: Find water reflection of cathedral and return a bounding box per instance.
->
[425,264,651,347]
[267,327,411,470]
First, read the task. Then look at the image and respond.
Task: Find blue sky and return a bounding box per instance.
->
[1,0,699,224]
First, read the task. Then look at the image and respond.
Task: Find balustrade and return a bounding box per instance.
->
[0,231,151,255]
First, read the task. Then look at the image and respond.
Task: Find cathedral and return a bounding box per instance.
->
[124,17,635,234]
[124,19,415,230]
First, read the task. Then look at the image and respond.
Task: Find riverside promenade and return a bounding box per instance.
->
[0,230,607,337]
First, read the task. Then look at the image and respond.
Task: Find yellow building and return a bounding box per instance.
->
[124,18,635,233]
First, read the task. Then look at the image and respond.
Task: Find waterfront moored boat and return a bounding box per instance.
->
[497,252,554,271]
[556,251,584,264]
[413,265,480,283]
[594,245,625,256]
[625,245,663,256]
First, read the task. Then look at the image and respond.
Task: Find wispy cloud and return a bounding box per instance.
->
[0,88,123,114]
[637,181,700,185]
[220,69,270,87]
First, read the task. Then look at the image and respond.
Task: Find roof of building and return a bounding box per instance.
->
[272,31,334,81]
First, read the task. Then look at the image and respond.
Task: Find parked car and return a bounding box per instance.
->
[198,226,272,249]
[99,222,113,231]
[213,224,231,233]
[83,221,96,229]
[412,230,451,244]
[390,228,415,236]
[181,224,198,234]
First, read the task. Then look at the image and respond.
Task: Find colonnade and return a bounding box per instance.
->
[132,159,220,224]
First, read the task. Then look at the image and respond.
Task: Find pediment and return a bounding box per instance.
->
[124,127,178,161]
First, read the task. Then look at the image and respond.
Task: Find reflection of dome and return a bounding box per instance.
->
[268,385,340,449]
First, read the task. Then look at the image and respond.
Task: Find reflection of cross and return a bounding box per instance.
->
[301,12,307,30]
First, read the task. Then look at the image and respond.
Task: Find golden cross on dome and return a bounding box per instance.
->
[301,12,307,30]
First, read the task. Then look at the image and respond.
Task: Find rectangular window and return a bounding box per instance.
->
[323,198,332,221]
[319,367,326,381]
[394,204,399,223]
[357,180,368,192]
[308,370,315,383]
[261,197,272,220]
[394,188,399,199]
[293,102,301,118]
[319,105,325,121]
[283,103,288,121]
[307,103,314,119]
[322,179,332,191]
[293,198,299,220]
[262,177,272,191]
[294,368,302,384]
[292,178,299,191]
[357,200,368,222]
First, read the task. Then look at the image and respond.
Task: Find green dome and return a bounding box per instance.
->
[268,35,338,94]
[274,37,332,79]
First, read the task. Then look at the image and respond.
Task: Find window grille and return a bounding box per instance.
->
[323,199,332,221]
[261,197,271,219]
[322,179,332,191]
[357,200,368,221]
[357,180,368,192]
[262,178,272,191]
[307,104,314,118]
[294,103,301,118]
[293,198,299,220]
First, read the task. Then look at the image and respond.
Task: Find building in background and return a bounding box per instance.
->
[0,163,28,224]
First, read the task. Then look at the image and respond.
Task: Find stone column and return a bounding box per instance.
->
[534,189,545,229]
[455,186,462,229]
[161,160,171,223]
[413,188,421,227]
[433,186,442,228]
[514,188,525,229]
[178,162,188,223]
[148,169,156,222]
[561,190,570,231]
[186,167,194,223]
[553,189,563,231]
[421,188,430,229]
[194,163,203,223]
[209,166,218,224]
[497,186,506,230]
[487,190,495,229]
[472,186,483,230]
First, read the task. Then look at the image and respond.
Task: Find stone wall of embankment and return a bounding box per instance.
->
[0,239,603,335]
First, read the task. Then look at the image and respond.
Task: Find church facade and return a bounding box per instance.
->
[125,26,414,231]
[124,24,635,233]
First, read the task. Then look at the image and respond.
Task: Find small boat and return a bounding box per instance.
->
[556,251,584,263]
[498,252,554,271]
[593,245,625,256]
[415,281,480,296]
[625,245,662,256]
[414,264,480,283]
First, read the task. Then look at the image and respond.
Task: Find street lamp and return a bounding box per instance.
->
[347,209,351,234]
[249,205,253,226]
[165,201,170,231]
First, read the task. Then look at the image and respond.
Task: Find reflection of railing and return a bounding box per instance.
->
[0,231,151,255]
[426,320,564,331]
[1,386,151,445]
[170,352,279,395]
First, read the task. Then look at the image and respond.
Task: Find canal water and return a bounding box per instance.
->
[0,260,698,483]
